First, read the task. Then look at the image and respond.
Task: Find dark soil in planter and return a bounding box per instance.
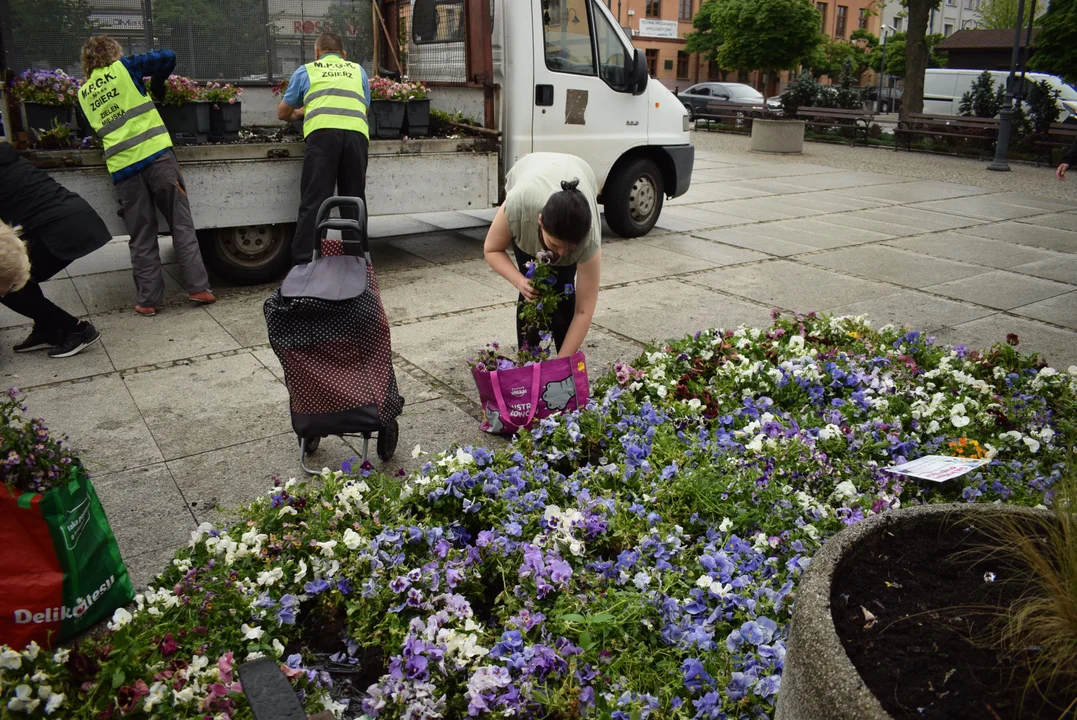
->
[831,514,1072,719]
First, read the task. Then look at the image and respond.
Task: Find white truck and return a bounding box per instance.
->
[8,0,693,285]
[923,68,1077,121]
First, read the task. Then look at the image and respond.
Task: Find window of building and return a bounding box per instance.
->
[943,22,954,36]
[858,8,868,29]
[707,60,721,79]
[816,2,828,31]
[946,0,955,5]
[677,51,690,78]
[679,0,692,21]
[542,0,596,77]
[836,5,847,37]
[646,0,661,17]
[893,16,902,30]
[963,0,975,9]
[645,48,659,76]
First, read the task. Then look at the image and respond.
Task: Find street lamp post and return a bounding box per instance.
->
[876,24,895,115]
[987,0,1028,171]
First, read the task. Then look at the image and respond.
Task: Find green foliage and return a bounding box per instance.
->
[780,68,863,114]
[976,0,1044,30]
[322,0,376,65]
[8,0,97,71]
[684,4,723,63]
[1029,0,1077,85]
[880,31,947,77]
[1026,79,1062,135]
[151,0,266,80]
[781,70,820,115]
[959,70,1004,117]
[805,34,878,81]
[699,0,822,74]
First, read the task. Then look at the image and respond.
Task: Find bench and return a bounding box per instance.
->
[694,100,769,131]
[794,107,876,146]
[895,113,1000,158]
[1033,122,1077,167]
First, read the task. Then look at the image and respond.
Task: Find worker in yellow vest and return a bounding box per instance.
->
[78,35,215,317]
[276,32,371,265]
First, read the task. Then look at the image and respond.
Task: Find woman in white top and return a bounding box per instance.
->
[483,152,603,358]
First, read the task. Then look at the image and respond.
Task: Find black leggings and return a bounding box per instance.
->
[512,241,576,354]
[1,237,81,335]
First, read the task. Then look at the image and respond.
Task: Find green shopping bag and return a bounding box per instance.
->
[0,462,134,649]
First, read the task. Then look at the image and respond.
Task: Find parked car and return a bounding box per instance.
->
[678,82,765,119]
[865,86,903,113]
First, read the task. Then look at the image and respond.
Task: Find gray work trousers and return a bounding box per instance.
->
[116,151,210,308]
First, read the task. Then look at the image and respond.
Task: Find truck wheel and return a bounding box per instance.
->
[198,223,294,286]
[604,157,665,238]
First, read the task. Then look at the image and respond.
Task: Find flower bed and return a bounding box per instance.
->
[2,313,1074,718]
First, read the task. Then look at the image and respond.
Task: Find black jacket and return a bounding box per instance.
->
[1064,136,1077,166]
[0,143,109,259]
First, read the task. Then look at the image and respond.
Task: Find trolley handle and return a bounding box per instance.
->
[314,196,367,229]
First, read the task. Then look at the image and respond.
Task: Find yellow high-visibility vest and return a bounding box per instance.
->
[78,60,172,175]
[303,55,369,138]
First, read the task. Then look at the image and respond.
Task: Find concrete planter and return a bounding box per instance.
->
[775,502,1052,720]
[750,118,805,154]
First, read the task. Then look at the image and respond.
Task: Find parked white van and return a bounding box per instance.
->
[924,68,1077,121]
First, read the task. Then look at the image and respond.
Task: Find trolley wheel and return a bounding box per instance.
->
[377,418,399,462]
[299,435,321,454]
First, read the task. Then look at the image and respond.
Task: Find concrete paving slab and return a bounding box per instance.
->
[778,192,886,214]
[1020,212,1077,232]
[368,243,435,274]
[0,326,113,387]
[1010,256,1077,285]
[884,232,1061,269]
[446,259,520,298]
[933,315,1077,369]
[1011,292,1077,330]
[856,207,988,233]
[752,218,894,248]
[388,231,485,264]
[956,221,1077,254]
[593,279,774,344]
[725,179,816,196]
[0,278,87,329]
[695,260,897,311]
[124,353,291,461]
[694,227,817,257]
[379,265,500,322]
[924,270,1074,310]
[913,194,1072,222]
[168,433,358,525]
[204,292,272,348]
[699,164,836,181]
[807,245,986,288]
[834,181,991,204]
[124,546,181,591]
[642,234,770,266]
[93,305,241,370]
[459,208,499,222]
[577,325,646,377]
[777,171,903,191]
[393,363,442,405]
[602,240,721,276]
[411,211,492,230]
[706,198,823,222]
[658,206,750,229]
[827,289,995,332]
[368,215,440,238]
[71,269,187,314]
[666,184,773,205]
[93,463,196,557]
[807,212,922,238]
[65,241,134,276]
[24,376,163,475]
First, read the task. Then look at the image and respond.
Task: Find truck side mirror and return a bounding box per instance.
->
[630,48,649,96]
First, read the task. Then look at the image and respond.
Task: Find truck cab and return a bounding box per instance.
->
[412,0,694,237]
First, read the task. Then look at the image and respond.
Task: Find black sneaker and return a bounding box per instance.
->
[13,327,62,353]
[48,322,101,358]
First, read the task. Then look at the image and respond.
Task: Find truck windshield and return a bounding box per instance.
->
[594,1,632,90]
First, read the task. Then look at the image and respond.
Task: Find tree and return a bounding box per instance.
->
[902,0,941,117]
[684,5,723,65]
[9,0,97,72]
[696,0,822,95]
[806,33,878,82]
[875,31,946,77]
[152,0,267,80]
[976,0,1043,30]
[1029,0,1077,85]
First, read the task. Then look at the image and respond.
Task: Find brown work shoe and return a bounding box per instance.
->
[188,290,216,304]
[135,305,156,316]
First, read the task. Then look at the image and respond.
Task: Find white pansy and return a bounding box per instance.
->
[803,525,820,541]
[746,434,765,453]
[752,533,770,552]
[143,682,168,712]
[7,685,38,714]
[719,517,733,532]
[1023,436,1041,453]
[257,567,284,586]
[709,580,732,597]
[241,623,265,640]
[190,521,216,546]
[51,648,70,665]
[316,540,338,558]
[294,559,308,584]
[107,607,133,631]
[272,638,286,657]
[1035,426,1055,442]
[412,444,424,459]
[686,398,702,411]
[927,420,940,433]
[342,529,363,550]
[278,505,298,517]
[246,651,266,661]
[173,687,196,704]
[22,642,40,660]
[696,575,712,589]
[951,414,970,428]
[830,480,858,503]
[43,692,64,715]
[0,648,21,670]
[817,424,842,442]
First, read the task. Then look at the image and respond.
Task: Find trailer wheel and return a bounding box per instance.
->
[197,223,294,286]
[603,157,664,238]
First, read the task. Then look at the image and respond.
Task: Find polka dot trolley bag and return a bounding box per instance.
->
[263,197,403,469]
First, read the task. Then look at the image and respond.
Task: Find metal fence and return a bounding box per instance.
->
[0,0,377,83]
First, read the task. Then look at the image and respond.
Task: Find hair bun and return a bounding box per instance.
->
[561,178,580,192]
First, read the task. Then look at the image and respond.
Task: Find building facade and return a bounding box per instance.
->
[879,0,984,38]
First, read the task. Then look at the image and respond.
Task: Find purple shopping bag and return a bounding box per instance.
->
[471,351,590,435]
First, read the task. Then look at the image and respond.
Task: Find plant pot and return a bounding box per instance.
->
[776,502,1058,720]
[20,103,72,139]
[209,101,242,142]
[156,101,211,145]
[749,118,805,154]
[405,98,430,137]
[369,99,405,140]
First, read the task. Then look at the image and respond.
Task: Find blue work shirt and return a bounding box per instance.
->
[282,53,371,112]
[109,49,177,184]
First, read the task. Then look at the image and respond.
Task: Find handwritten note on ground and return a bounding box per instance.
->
[884,455,990,483]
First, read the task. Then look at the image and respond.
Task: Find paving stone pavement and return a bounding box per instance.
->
[4,143,1076,590]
